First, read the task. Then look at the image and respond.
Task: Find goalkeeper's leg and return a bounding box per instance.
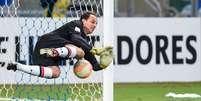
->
[7,62,60,79]
[40,44,85,59]
[7,44,85,79]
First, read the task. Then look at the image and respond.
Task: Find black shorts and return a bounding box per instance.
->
[32,34,72,66]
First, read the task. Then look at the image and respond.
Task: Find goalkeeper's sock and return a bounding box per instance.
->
[16,63,53,78]
[55,46,76,58]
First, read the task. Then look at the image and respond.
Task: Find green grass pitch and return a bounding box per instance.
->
[114,82,201,101]
[1,82,201,101]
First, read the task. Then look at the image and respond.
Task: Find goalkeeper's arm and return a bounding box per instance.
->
[84,52,103,71]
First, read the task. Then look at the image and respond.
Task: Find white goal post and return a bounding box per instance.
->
[103,0,114,101]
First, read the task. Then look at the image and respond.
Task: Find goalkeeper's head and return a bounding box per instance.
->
[80,11,97,35]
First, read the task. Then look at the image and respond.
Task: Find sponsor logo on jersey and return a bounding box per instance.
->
[75,27,81,33]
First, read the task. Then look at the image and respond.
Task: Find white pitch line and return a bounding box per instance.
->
[165,92,201,98]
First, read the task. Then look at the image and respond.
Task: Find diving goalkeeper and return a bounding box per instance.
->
[7,11,113,79]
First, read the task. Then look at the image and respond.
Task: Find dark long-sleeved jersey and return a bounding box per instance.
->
[33,20,102,71]
[51,20,92,52]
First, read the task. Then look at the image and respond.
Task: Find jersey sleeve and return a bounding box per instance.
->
[84,52,103,71]
[67,21,92,52]
[70,33,92,52]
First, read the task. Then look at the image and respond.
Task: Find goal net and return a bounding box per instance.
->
[0,0,113,101]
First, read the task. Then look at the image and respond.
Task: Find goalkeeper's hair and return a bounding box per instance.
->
[80,11,97,21]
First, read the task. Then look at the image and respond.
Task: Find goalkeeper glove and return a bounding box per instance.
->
[90,46,113,56]
[99,47,113,69]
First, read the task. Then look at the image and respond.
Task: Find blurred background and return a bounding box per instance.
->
[115,0,201,17]
[1,0,201,17]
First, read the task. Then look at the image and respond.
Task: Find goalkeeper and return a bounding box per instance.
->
[7,11,113,79]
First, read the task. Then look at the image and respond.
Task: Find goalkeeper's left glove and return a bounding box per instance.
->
[99,47,113,69]
[90,46,113,56]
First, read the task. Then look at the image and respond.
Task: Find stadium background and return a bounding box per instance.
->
[0,0,201,101]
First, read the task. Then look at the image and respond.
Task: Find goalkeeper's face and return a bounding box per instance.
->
[83,14,97,34]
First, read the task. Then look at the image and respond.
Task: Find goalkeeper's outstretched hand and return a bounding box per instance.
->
[90,46,113,69]
[100,50,113,69]
[90,46,113,56]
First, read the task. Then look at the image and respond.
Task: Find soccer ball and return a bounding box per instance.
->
[73,59,93,79]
